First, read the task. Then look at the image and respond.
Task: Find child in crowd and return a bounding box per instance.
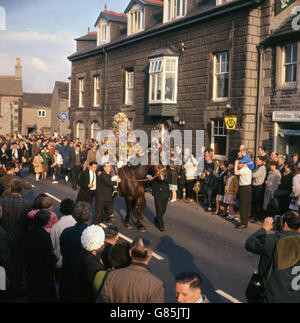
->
[223,168,239,220]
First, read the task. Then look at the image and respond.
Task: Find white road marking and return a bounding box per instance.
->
[45,192,62,204]
[215,289,242,303]
[42,192,164,261]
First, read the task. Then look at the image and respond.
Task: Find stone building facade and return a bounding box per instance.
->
[22,93,52,135]
[68,0,300,159]
[50,81,69,136]
[0,58,23,135]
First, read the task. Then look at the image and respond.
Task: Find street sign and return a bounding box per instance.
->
[58,112,69,122]
[224,116,237,130]
[275,0,296,16]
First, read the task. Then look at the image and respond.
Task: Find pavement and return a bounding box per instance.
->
[17,169,261,303]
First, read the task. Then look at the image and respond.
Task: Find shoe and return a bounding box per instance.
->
[226,215,234,220]
[236,225,248,229]
[208,207,212,212]
[65,176,68,182]
[170,199,176,203]
[159,227,166,232]
[52,181,58,184]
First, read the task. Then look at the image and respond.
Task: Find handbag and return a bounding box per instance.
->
[246,248,275,303]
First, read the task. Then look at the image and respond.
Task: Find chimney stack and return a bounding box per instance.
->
[15,58,22,80]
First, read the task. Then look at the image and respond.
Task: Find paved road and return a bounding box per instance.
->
[21,171,260,303]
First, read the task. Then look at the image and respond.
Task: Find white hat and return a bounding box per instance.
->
[81,225,105,251]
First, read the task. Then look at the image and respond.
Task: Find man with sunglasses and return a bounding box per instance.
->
[245,211,300,303]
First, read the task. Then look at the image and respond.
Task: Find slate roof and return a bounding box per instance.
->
[0,76,23,96]
[23,93,52,108]
[125,0,163,13]
[262,15,300,46]
[69,0,259,61]
[94,10,128,27]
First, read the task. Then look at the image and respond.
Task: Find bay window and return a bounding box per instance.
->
[149,57,178,104]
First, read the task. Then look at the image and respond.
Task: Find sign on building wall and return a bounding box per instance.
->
[272,111,300,122]
[224,116,237,130]
[58,112,69,122]
[275,0,296,16]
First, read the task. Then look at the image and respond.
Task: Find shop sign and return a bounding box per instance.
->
[272,111,300,122]
[275,0,296,16]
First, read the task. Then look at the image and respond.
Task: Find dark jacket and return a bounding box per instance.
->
[0,225,10,273]
[59,223,88,302]
[76,169,97,203]
[68,150,83,169]
[151,178,170,199]
[23,224,57,303]
[74,249,104,303]
[96,171,117,202]
[214,168,227,195]
[245,228,300,303]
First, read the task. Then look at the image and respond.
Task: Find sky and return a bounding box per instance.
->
[0,0,128,93]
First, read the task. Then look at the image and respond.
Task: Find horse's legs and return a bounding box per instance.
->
[136,195,146,232]
[125,197,132,229]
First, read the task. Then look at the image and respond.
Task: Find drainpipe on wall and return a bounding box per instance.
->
[103,48,108,129]
[255,45,263,159]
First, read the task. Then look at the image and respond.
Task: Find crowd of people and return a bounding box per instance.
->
[0,132,299,303]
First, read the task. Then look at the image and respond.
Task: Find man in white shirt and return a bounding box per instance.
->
[50,199,76,281]
[51,149,63,183]
[234,159,252,229]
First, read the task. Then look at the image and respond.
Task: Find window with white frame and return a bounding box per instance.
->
[211,119,227,157]
[149,57,178,104]
[125,70,134,105]
[128,8,144,34]
[78,78,84,107]
[99,22,108,43]
[164,0,186,23]
[283,43,298,84]
[213,52,229,101]
[93,75,100,107]
[37,110,46,118]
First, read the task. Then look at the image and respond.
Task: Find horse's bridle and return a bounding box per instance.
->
[121,165,166,182]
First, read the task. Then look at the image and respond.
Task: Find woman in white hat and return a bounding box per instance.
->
[73,225,105,302]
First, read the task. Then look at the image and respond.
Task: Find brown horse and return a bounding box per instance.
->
[117,158,167,232]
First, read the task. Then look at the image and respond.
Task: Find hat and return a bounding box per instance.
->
[81,225,105,251]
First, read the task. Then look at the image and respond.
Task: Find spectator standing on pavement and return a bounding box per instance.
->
[41,146,51,181]
[262,161,281,215]
[245,211,300,303]
[28,196,58,232]
[100,225,119,269]
[60,140,72,182]
[251,156,267,222]
[73,225,105,303]
[175,272,210,303]
[289,168,300,211]
[184,151,198,203]
[23,209,57,303]
[50,199,76,282]
[234,159,252,229]
[274,161,293,215]
[213,160,228,215]
[223,168,239,220]
[100,236,164,303]
[292,153,300,169]
[59,201,92,302]
[0,161,32,191]
[0,180,32,299]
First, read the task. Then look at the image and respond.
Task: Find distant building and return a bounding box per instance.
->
[22,93,52,135]
[51,81,69,137]
[0,58,23,135]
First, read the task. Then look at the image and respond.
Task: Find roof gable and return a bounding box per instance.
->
[0,76,23,97]
[125,0,163,14]
[94,10,127,27]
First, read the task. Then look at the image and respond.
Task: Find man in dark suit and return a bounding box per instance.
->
[0,180,32,299]
[94,163,120,226]
[68,145,83,190]
[59,201,92,302]
[151,176,170,232]
[0,143,9,165]
[76,161,98,205]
